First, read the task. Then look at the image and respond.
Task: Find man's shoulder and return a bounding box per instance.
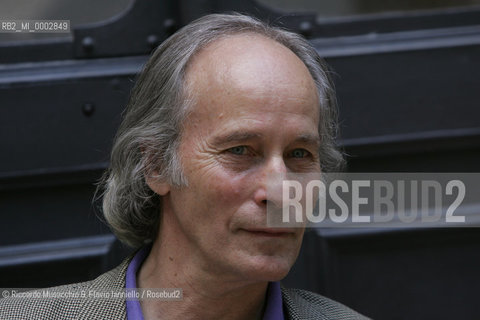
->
[0,258,130,320]
[0,281,91,319]
[281,287,370,320]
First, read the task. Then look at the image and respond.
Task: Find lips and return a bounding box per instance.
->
[241,228,296,237]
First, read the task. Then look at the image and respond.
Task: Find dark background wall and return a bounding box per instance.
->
[1,1,480,319]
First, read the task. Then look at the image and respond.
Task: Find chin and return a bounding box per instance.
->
[241,255,295,282]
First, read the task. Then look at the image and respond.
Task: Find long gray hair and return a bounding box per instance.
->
[99,13,344,248]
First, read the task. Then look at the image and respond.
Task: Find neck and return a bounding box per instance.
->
[137,222,269,320]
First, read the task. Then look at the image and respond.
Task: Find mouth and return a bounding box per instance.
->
[241,228,296,237]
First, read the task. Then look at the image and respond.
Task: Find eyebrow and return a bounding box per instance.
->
[211,131,321,149]
[212,131,263,146]
[294,134,321,149]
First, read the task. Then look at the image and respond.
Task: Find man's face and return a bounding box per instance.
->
[152,34,320,282]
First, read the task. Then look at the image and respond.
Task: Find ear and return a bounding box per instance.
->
[145,173,171,196]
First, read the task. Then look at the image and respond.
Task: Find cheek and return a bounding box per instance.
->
[184,159,253,204]
[199,171,250,205]
[179,176,250,242]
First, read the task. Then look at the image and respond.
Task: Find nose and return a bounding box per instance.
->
[253,156,288,208]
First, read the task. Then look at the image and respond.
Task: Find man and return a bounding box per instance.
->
[0,13,368,319]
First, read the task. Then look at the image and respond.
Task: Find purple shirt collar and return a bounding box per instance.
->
[263,280,285,320]
[125,246,284,320]
[125,246,149,320]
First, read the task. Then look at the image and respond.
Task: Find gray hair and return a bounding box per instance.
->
[99,13,344,248]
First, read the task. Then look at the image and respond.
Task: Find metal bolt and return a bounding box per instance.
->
[299,21,313,37]
[82,103,95,117]
[82,37,95,52]
[111,78,121,90]
[147,34,159,49]
[163,19,176,34]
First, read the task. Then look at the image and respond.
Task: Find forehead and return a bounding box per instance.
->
[184,33,319,118]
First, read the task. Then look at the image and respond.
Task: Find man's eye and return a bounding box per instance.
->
[291,149,309,158]
[228,146,247,155]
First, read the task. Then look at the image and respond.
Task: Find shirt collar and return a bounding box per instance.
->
[125,246,149,320]
[125,246,284,320]
[262,281,285,320]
